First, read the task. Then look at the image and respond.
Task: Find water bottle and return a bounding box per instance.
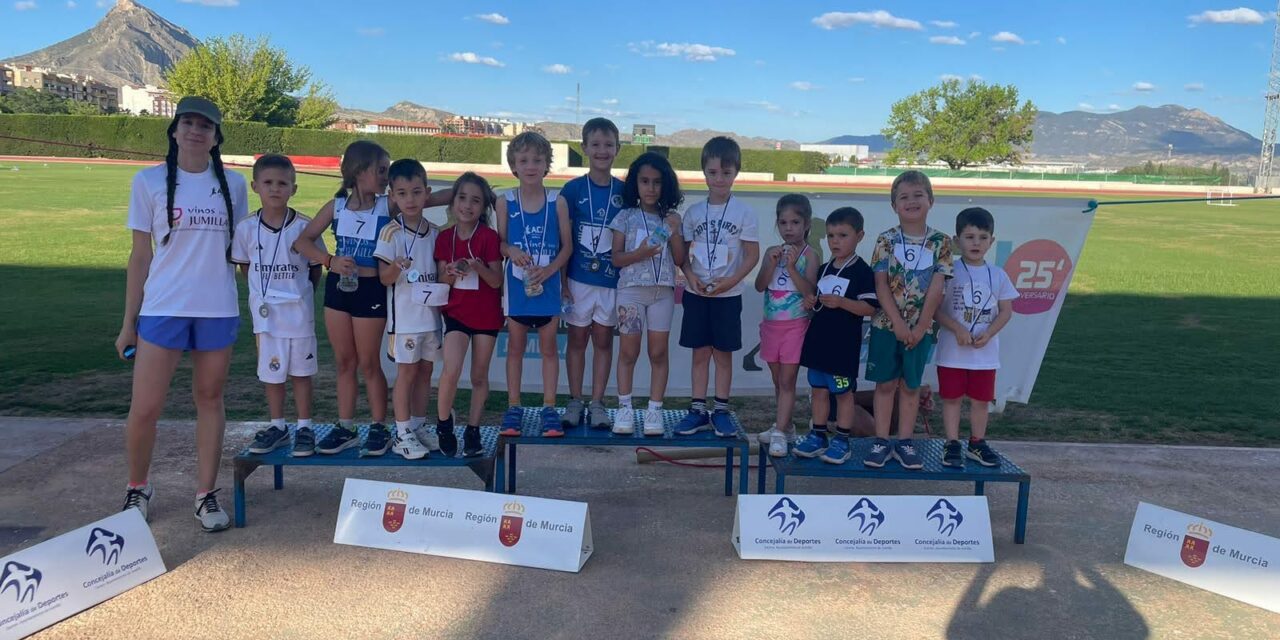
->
[645,223,671,248]
[337,252,359,293]
[524,280,544,297]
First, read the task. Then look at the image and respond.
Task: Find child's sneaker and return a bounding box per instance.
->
[612,407,635,435]
[436,418,458,457]
[756,424,797,445]
[362,423,392,457]
[194,489,230,532]
[247,425,290,454]
[588,400,613,431]
[562,398,586,430]
[462,426,484,457]
[541,407,564,437]
[942,439,964,468]
[863,438,892,468]
[892,439,924,470]
[793,432,828,458]
[393,430,430,460]
[820,436,852,465]
[711,410,738,438]
[642,408,665,436]
[317,425,359,454]
[674,409,710,435]
[499,406,524,437]
[291,427,315,457]
[967,439,1001,467]
[122,485,153,522]
[768,432,789,458]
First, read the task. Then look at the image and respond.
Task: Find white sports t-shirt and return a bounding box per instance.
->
[681,197,759,297]
[374,216,442,334]
[231,210,325,338]
[935,261,1019,370]
[126,163,249,317]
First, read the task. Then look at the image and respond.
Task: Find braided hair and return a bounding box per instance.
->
[162,119,237,262]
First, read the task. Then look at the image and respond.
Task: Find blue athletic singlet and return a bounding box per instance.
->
[504,188,563,316]
[561,175,624,287]
[330,194,391,268]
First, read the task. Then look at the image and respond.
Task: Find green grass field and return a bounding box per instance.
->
[0,160,1276,445]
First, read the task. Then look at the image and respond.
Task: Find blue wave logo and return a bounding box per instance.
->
[847,497,885,536]
[768,497,806,535]
[1,561,42,603]
[86,527,126,565]
[926,499,964,536]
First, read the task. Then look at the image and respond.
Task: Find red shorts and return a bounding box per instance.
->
[937,366,996,402]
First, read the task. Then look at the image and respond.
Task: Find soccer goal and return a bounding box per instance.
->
[1205,189,1237,206]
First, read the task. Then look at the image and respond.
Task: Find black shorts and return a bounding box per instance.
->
[445,314,500,337]
[324,273,388,319]
[509,315,554,329]
[679,293,742,352]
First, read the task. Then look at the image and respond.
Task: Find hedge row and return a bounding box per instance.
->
[0,114,826,179]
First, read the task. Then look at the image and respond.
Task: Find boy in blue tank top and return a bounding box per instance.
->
[558,118,625,431]
[496,132,574,437]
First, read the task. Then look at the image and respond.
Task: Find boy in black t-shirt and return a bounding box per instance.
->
[794,207,879,464]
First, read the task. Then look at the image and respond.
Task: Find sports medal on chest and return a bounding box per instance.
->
[406,268,421,283]
[255,209,289,320]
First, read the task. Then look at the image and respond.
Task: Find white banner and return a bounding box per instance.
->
[0,510,167,640]
[333,478,592,573]
[1124,502,1280,613]
[733,494,994,563]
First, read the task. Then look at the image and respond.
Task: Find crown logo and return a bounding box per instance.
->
[503,501,525,517]
[386,488,409,504]
[1186,522,1213,539]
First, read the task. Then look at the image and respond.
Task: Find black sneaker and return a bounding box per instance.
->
[248,425,290,454]
[967,439,1001,467]
[291,427,315,457]
[363,423,392,456]
[942,439,964,468]
[122,485,154,522]
[316,425,359,454]
[437,418,458,458]
[462,426,483,457]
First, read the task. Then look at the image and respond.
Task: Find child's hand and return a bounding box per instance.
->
[907,325,929,349]
[396,257,412,272]
[802,294,817,310]
[818,293,844,309]
[784,245,802,269]
[665,213,682,232]
[561,284,575,303]
[525,265,546,286]
[508,247,533,267]
[954,331,973,347]
[765,246,782,265]
[972,332,991,348]
[684,274,704,294]
[114,326,136,361]
[893,322,913,345]
[330,255,357,276]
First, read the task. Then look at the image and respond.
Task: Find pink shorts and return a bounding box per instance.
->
[937,366,996,402]
[759,318,809,364]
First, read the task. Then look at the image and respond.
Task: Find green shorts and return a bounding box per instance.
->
[865,326,935,389]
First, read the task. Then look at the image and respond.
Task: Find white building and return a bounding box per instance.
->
[120,84,174,117]
[801,143,871,163]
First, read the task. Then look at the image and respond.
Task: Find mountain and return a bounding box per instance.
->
[335,101,457,124]
[3,0,197,88]
[817,134,892,152]
[654,128,799,150]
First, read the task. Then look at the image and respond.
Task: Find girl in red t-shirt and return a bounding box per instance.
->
[433,172,504,456]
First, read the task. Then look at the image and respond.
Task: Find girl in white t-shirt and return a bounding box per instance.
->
[115,97,249,533]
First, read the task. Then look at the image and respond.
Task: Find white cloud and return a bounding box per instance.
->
[1133,81,1157,92]
[1108,103,1123,110]
[602,98,619,105]
[790,81,817,91]
[1185,82,1206,91]
[929,35,966,45]
[14,0,37,8]
[1056,36,1067,44]
[747,100,785,113]
[940,73,983,82]
[1188,8,1265,25]
[968,31,981,39]
[1078,102,1096,110]
[66,0,75,7]
[930,20,957,28]
[95,0,106,6]
[178,0,239,6]
[356,27,384,37]
[448,52,505,67]
[476,12,510,25]
[990,31,1025,45]
[848,76,866,83]
[812,10,923,31]
[542,63,572,74]
[628,41,736,62]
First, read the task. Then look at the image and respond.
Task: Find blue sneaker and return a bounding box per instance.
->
[893,439,924,470]
[541,407,563,437]
[863,437,892,468]
[499,407,524,437]
[820,436,852,464]
[673,409,710,435]
[361,423,392,457]
[793,431,828,458]
[711,410,738,437]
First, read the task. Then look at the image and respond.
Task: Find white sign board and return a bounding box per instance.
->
[0,509,167,640]
[1124,502,1280,613]
[733,494,994,563]
[334,478,592,573]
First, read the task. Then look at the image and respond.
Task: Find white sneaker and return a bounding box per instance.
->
[122,485,153,522]
[195,489,230,532]
[394,430,431,460]
[612,407,635,434]
[756,425,797,445]
[642,408,665,436]
[769,432,789,458]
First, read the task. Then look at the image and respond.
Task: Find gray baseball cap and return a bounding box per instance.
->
[174,96,223,125]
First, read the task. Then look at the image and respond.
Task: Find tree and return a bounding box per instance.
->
[165,34,328,126]
[882,79,1036,170]
[292,83,339,129]
[0,87,80,114]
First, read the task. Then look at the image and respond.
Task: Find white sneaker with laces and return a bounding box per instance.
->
[612,407,635,435]
[757,425,797,445]
[122,485,154,522]
[769,432,789,458]
[394,430,431,460]
[195,489,230,532]
[642,408,665,436]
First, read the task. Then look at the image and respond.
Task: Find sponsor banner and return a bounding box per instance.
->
[1124,502,1279,613]
[733,494,994,563]
[333,478,593,573]
[0,510,166,640]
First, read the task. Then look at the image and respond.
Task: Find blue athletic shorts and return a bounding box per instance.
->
[808,368,853,395]
[137,315,240,352]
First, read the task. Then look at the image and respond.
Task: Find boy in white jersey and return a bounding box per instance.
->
[375,159,445,459]
[232,155,325,457]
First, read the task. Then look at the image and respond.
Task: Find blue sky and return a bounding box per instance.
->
[2,1,1277,141]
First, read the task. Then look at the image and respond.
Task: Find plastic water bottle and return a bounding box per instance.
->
[561,298,574,316]
[337,251,359,293]
[645,223,671,248]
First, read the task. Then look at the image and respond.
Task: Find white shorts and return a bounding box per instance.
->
[256,334,318,384]
[615,286,675,335]
[387,331,442,364]
[565,279,617,327]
